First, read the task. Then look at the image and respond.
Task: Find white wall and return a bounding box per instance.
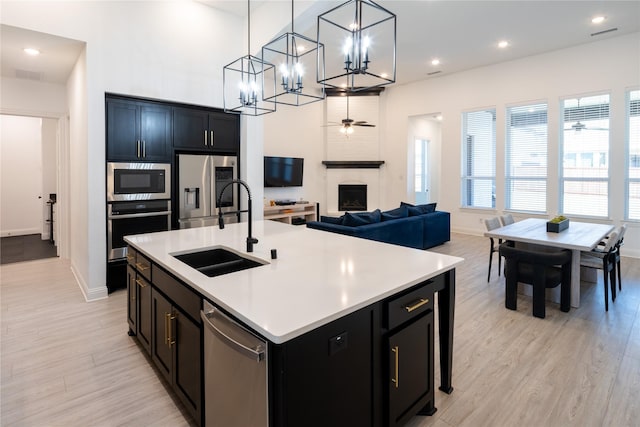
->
[0,115,42,236]
[383,32,640,254]
[1,1,247,299]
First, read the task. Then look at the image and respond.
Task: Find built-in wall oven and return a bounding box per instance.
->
[107,162,171,261]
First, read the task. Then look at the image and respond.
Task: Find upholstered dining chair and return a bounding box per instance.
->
[499,243,572,319]
[613,224,627,296]
[484,217,503,282]
[500,213,515,226]
[580,229,619,311]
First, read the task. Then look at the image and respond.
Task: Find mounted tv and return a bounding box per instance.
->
[264,156,304,187]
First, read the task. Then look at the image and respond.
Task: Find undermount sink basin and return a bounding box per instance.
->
[173,247,267,277]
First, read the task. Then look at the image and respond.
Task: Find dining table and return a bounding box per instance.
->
[484,217,615,308]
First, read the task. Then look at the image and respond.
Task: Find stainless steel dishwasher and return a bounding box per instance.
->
[201,301,268,427]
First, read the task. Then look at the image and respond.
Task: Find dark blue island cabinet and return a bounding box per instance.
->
[126,243,455,427]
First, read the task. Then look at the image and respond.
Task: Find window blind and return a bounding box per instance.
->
[461,109,496,208]
[560,94,610,217]
[627,89,640,220]
[506,103,548,213]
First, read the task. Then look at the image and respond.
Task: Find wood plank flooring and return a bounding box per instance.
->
[1,234,57,265]
[1,233,639,426]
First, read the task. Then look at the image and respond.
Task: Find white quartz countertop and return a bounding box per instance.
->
[125,220,464,344]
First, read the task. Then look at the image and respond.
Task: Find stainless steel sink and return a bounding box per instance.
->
[172,247,267,277]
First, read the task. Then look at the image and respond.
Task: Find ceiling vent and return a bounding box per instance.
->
[591,27,618,37]
[427,70,442,76]
[15,69,43,81]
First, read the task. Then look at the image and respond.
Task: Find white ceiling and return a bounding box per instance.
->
[1,1,638,86]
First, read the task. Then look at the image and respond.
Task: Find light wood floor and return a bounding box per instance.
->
[1,233,639,426]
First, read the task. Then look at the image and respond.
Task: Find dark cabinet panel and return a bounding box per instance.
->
[387,313,434,427]
[137,275,152,354]
[151,289,173,383]
[106,97,172,162]
[107,100,139,161]
[273,307,374,427]
[126,265,137,333]
[173,107,209,150]
[173,107,239,154]
[174,312,201,419]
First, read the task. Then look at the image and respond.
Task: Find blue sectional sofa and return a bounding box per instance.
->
[306,202,450,250]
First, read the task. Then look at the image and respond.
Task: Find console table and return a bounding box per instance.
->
[264,202,317,225]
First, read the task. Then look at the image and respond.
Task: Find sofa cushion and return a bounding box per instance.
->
[321,215,344,225]
[381,205,409,221]
[343,209,382,227]
[401,202,437,216]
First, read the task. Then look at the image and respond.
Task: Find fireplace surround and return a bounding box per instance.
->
[338,185,367,211]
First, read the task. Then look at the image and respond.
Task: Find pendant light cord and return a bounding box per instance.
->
[247,0,251,55]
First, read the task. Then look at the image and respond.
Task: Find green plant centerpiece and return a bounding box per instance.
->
[547,215,569,232]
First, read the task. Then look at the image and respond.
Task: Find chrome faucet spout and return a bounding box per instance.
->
[217,179,258,252]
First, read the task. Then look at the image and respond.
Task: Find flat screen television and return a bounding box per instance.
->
[264,156,304,187]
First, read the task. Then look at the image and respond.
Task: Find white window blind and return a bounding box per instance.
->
[560,94,610,217]
[461,109,496,208]
[506,103,548,213]
[627,89,640,220]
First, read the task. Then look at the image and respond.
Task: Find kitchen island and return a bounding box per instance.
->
[125,220,463,427]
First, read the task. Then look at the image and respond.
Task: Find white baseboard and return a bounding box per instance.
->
[70,263,108,302]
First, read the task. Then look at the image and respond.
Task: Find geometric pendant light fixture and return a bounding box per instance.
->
[317,0,396,92]
[223,0,277,116]
[261,0,326,106]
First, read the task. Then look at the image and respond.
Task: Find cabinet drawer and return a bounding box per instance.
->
[152,265,201,322]
[386,280,435,330]
[126,246,137,266]
[135,252,152,281]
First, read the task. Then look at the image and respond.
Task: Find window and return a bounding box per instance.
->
[505,103,547,213]
[414,138,429,204]
[461,108,496,208]
[627,89,640,220]
[560,94,610,217]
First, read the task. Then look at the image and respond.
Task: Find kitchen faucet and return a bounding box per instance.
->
[217,179,258,253]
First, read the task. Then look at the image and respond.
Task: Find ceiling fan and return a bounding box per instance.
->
[325,94,376,135]
[568,98,608,132]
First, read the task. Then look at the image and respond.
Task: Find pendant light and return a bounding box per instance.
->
[317,0,396,92]
[261,0,326,106]
[223,0,276,116]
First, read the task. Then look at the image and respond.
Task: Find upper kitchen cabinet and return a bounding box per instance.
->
[106,96,172,162]
[173,107,239,154]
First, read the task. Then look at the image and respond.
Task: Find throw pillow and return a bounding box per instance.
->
[401,202,437,216]
[343,209,382,226]
[321,215,343,225]
[381,205,409,221]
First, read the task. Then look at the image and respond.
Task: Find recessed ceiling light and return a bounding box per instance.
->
[498,40,509,49]
[431,58,440,66]
[23,48,40,56]
[436,115,443,121]
[380,72,388,78]
[592,16,606,24]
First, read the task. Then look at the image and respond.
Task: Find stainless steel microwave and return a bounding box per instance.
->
[107,162,171,201]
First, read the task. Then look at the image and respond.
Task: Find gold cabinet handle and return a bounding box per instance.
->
[136,140,141,158]
[135,278,147,288]
[165,313,178,348]
[135,262,149,271]
[204,130,208,146]
[126,253,135,262]
[142,140,146,157]
[210,130,214,147]
[391,346,399,388]
[405,298,429,313]
[165,312,171,346]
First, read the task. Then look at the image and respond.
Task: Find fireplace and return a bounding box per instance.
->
[339,185,367,211]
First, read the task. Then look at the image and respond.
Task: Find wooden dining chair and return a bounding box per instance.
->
[500,213,514,226]
[484,217,503,282]
[580,229,619,311]
[499,243,572,319]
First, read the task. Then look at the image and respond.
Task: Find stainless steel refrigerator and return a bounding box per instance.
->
[177,154,238,229]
